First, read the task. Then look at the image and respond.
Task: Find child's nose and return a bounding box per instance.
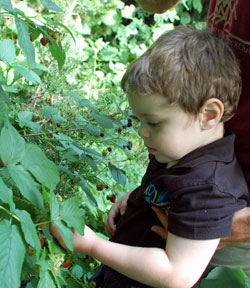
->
[138,124,150,138]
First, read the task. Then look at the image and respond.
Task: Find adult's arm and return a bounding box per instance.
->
[218,207,250,249]
[151,206,250,249]
[135,0,180,13]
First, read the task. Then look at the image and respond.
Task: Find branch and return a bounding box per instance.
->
[22,127,86,137]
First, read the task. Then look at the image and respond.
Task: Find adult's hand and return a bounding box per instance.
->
[104,190,133,238]
[218,207,250,249]
[151,206,169,240]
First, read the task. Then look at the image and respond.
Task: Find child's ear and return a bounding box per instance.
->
[199,98,224,130]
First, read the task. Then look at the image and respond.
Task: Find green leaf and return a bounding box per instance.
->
[80,179,97,206]
[200,266,249,288]
[53,219,74,251]
[101,47,118,62]
[18,111,41,132]
[50,191,59,221]
[60,198,85,235]
[49,42,65,70]
[0,39,16,62]
[22,144,59,190]
[82,147,105,163]
[12,64,41,84]
[0,0,14,12]
[74,120,100,136]
[38,269,56,288]
[91,112,114,129]
[0,177,15,211]
[0,123,25,166]
[15,209,41,259]
[180,11,191,25]
[0,89,10,129]
[71,92,97,111]
[0,220,26,288]
[83,154,98,171]
[40,0,63,12]
[15,17,35,68]
[193,0,202,13]
[108,163,127,187]
[8,164,44,209]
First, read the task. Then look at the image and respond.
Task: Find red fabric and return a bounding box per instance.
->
[207,0,250,189]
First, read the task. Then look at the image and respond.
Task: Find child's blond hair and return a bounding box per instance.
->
[121,26,241,122]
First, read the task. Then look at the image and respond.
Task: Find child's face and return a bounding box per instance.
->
[128,93,207,164]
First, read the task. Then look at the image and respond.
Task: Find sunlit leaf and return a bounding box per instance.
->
[15,17,35,68]
[0,220,26,288]
[0,39,16,62]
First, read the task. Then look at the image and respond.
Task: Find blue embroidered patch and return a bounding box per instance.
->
[144,183,171,210]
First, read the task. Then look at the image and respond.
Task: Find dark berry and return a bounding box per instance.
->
[107,147,112,152]
[62,259,70,268]
[117,128,122,133]
[107,194,116,203]
[40,37,49,46]
[127,118,132,123]
[127,122,132,127]
[100,132,105,137]
[102,150,108,157]
[96,183,104,191]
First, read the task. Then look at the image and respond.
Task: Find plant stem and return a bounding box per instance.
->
[0,205,21,222]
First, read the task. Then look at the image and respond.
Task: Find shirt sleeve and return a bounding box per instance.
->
[168,183,247,240]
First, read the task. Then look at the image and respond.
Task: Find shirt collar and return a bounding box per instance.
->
[172,129,235,169]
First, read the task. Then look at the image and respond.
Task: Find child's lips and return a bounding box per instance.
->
[146,146,157,153]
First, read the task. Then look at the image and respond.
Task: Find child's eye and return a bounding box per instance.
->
[147,122,160,127]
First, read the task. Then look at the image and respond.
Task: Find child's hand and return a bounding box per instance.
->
[151,206,168,240]
[104,190,132,238]
[50,223,98,253]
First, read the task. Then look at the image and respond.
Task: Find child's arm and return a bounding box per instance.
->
[51,223,219,288]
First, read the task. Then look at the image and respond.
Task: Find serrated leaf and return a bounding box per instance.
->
[15,17,35,68]
[0,220,26,288]
[40,0,63,12]
[108,163,127,187]
[91,112,114,128]
[53,219,74,251]
[0,177,15,211]
[13,64,41,84]
[71,92,97,111]
[38,269,56,288]
[0,123,25,166]
[8,164,44,209]
[22,144,59,190]
[80,179,97,206]
[60,198,85,235]
[50,191,59,221]
[15,209,41,259]
[0,39,16,62]
[49,42,65,70]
